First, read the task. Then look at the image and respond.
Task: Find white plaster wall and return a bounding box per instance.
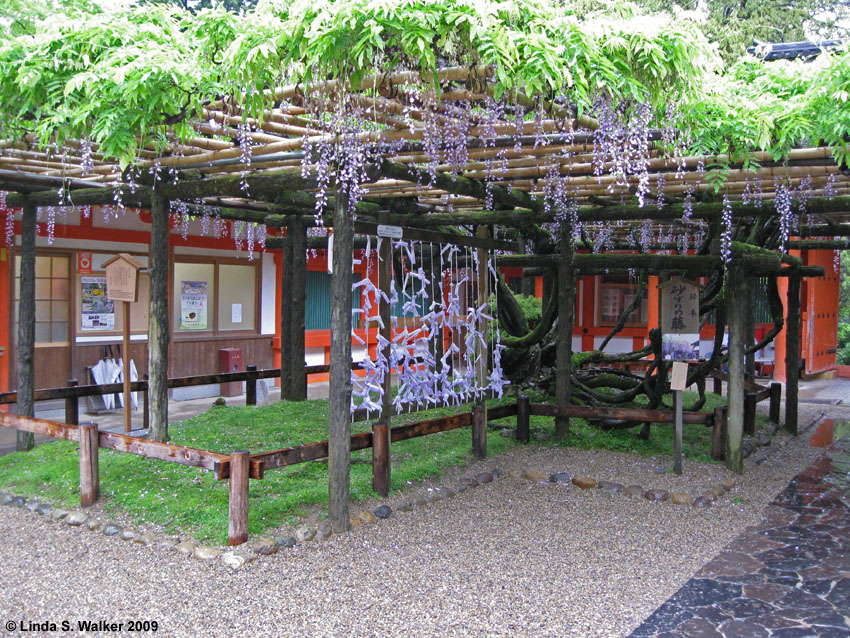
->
[594,336,634,354]
[261,252,276,335]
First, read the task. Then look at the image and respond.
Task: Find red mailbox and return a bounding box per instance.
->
[218,348,243,397]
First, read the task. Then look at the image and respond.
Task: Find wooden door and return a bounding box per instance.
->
[803,250,840,375]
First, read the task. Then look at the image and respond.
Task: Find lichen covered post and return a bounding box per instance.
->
[726,266,749,473]
[148,193,170,442]
[784,274,801,435]
[290,215,308,400]
[328,187,353,533]
[16,200,36,451]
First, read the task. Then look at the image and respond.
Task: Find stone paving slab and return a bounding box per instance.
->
[630,436,850,638]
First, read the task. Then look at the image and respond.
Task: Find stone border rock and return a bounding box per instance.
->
[743,410,826,466]
[509,468,738,509]
[0,468,504,571]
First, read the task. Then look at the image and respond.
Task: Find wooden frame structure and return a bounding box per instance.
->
[1,60,848,535]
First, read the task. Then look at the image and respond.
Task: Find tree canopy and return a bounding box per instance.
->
[0,0,847,176]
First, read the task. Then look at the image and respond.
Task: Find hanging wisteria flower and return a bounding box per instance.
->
[720,194,733,265]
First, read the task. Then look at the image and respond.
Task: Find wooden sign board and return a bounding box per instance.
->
[660,278,700,334]
[670,361,689,391]
[102,253,145,302]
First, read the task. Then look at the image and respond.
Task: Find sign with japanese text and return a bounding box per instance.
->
[660,278,701,361]
[102,253,145,303]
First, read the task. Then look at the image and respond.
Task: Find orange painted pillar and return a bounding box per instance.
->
[646,275,660,357]
[774,276,789,382]
[773,248,802,382]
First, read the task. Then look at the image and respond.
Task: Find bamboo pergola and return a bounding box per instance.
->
[1,64,848,531]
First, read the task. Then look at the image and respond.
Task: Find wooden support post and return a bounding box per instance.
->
[712,407,727,461]
[143,373,149,432]
[475,225,489,448]
[290,216,308,400]
[555,223,574,438]
[673,390,683,475]
[148,193,170,442]
[227,449,250,546]
[517,395,530,443]
[246,364,257,406]
[279,222,294,400]
[744,392,757,436]
[373,219,392,498]
[123,301,131,433]
[769,382,782,425]
[65,379,79,426]
[472,403,487,459]
[372,420,390,497]
[713,376,722,397]
[328,187,353,534]
[79,422,99,507]
[784,274,801,435]
[726,267,748,474]
[16,200,36,451]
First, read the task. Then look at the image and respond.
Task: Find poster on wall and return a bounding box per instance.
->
[180,281,208,330]
[80,276,115,330]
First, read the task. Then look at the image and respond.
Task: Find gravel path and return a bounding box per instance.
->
[0,403,845,638]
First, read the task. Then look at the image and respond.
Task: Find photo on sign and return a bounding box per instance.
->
[662,333,700,361]
[80,276,115,330]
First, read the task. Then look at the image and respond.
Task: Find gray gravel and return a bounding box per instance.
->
[0,402,844,637]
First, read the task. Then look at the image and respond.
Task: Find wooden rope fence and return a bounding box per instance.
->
[0,389,778,544]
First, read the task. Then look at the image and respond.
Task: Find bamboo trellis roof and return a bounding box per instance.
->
[1,67,849,234]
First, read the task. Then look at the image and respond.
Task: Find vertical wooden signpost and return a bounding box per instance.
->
[102,254,145,433]
[660,278,701,475]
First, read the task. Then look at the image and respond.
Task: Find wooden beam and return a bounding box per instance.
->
[0,412,78,441]
[328,186,353,534]
[376,159,543,213]
[528,403,710,423]
[16,200,36,451]
[148,193,170,442]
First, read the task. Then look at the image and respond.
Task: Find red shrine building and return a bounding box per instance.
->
[0,200,842,399]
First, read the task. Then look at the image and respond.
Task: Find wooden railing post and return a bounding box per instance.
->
[65,379,79,426]
[769,382,782,425]
[143,373,149,431]
[711,407,727,461]
[79,422,100,507]
[472,403,487,459]
[744,392,757,436]
[372,420,390,497]
[517,395,530,443]
[246,365,257,406]
[228,450,250,546]
[713,375,722,397]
